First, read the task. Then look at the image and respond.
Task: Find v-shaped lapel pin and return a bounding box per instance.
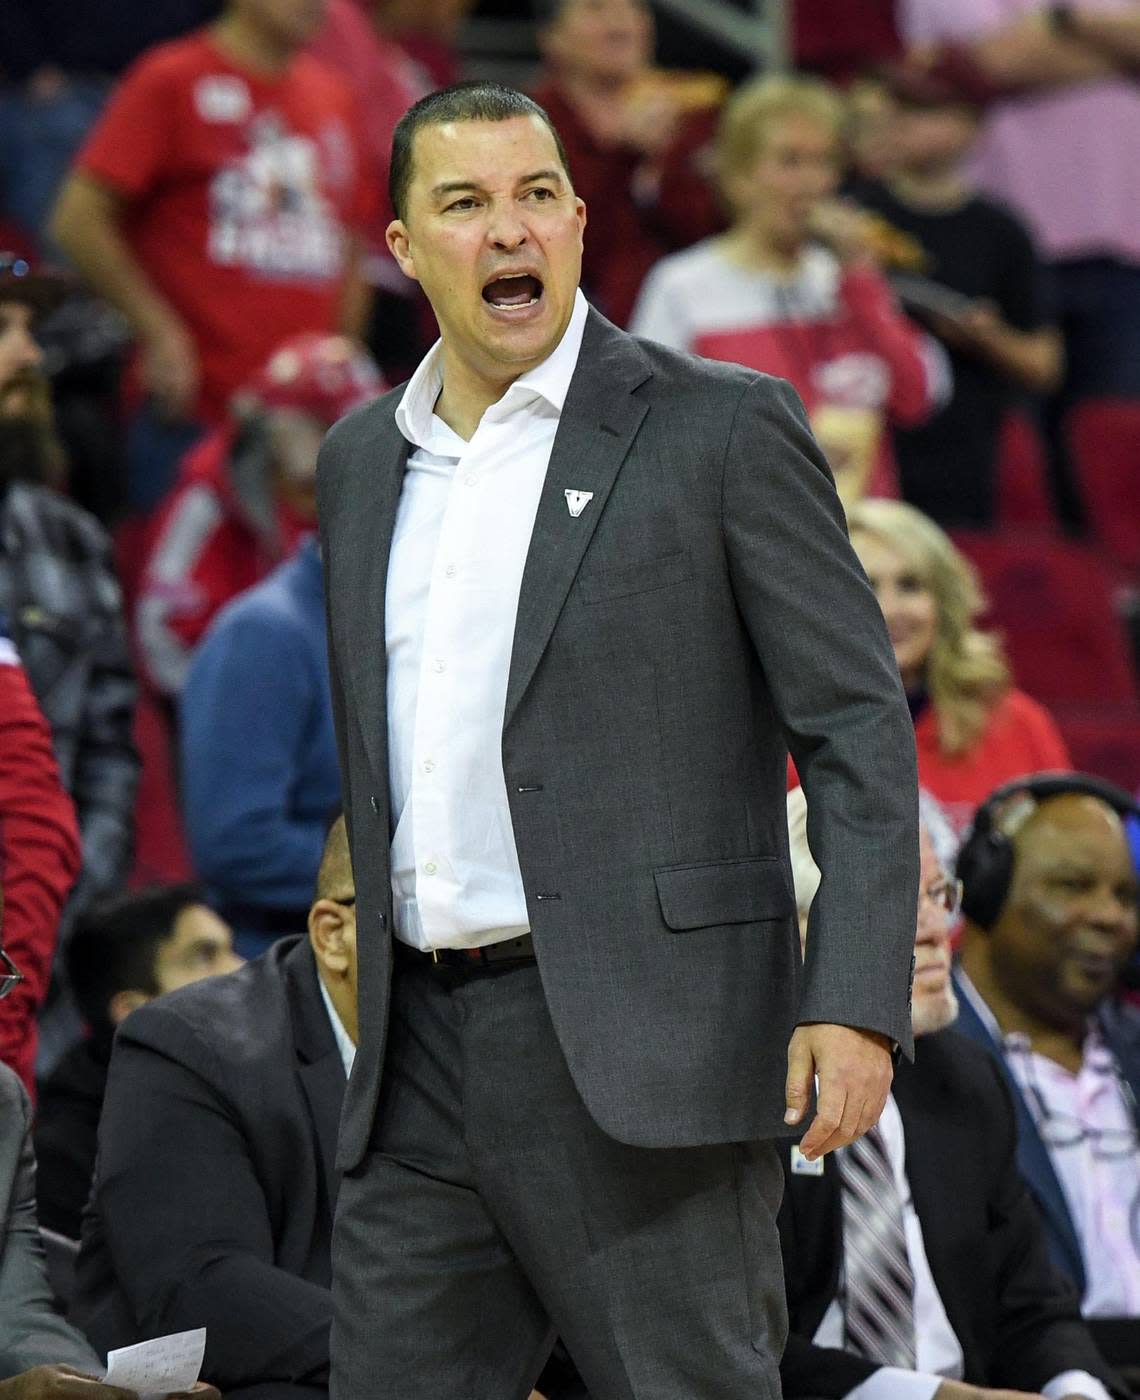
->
[564,489,594,518]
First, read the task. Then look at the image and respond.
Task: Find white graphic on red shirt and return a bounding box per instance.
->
[208,112,345,282]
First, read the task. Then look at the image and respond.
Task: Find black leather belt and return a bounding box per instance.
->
[393,932,536,975]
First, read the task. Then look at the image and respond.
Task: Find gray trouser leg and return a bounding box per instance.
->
[331,963,786,1400]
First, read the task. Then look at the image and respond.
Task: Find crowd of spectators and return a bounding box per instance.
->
[1,0,1140,1395]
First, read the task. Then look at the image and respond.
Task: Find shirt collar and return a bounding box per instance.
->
[956,965,1103,1067]
[395,287,590,450]
[317,974,355,1077]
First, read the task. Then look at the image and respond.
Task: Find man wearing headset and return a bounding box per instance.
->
[953,773,1140,1363]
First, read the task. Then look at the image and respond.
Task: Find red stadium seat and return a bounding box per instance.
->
[997,412,1055,530]
[953,532,1139,710]
[1067,398,1140,573]
[1057,712,1140,793]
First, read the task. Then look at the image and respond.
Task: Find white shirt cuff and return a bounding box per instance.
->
[1042,1370,1113,1400]
[845,1367,944,1400]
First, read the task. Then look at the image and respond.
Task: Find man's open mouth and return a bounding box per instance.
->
[482,273,544,309]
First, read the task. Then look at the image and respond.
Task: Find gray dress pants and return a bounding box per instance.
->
[330,961,787,1400]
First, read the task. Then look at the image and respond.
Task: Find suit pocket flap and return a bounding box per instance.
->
[578,549,691,603]
[654,857,793,931]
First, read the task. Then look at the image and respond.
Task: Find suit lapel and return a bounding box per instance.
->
[504,312,651,730]
[950,978,1085,1290]
[286,943,347,1202]
[339,406,410,789]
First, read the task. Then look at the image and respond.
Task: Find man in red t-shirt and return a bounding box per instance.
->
[50,0,378,508]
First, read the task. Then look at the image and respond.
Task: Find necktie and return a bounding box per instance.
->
[840,1123,918,1368]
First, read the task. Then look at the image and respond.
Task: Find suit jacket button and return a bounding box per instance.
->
[370,795,379,814]
[378,912,387,928]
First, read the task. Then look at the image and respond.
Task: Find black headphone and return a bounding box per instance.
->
[956,770,1140,930]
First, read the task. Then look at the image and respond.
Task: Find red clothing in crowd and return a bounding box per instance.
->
[631,240,943,496]
[136,424,313,695]
[0,644,81,1095]
[307,0,422,243]
[531,80,724,327]
[76,31,378,423]
[792,0,901,83]
[915,688,1072,834]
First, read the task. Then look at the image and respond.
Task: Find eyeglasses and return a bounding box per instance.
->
[921,877,963,918]
[1014,1044,1140,1159]
[0,947,24,1001]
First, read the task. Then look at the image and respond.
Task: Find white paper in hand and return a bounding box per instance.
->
[104,1327,205,1399]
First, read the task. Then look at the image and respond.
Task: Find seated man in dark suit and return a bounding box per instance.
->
[951,774,1140,1366]
[34,886,242,1241]
[778,789,1122,1400]
[70,820,359,1400]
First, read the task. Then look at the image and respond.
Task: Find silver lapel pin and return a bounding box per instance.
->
[564,489,594,518]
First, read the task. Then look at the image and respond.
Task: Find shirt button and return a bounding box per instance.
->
[464,474,478,487]
[423,861,437,876]
[423,759,436,773]
[433,659,447,673]
[444,563,457,578]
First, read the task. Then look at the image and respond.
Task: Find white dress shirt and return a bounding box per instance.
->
[814,1093,1112,1400]
[957,970,1140,1319]
[317,975,356,1077]
[385,289,590,950]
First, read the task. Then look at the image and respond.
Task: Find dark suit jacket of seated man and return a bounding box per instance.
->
[70,934,345,1400]
[777,1027,1123,1400]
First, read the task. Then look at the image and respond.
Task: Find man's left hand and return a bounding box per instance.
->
[784,1023,894,1160]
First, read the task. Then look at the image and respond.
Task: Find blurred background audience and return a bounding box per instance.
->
[136,333,380,698]
[846,498,1071,830]
[33,885,240,1240]
[631,73,947,503]
[2,0,1140,1387]
[180,536,337,955]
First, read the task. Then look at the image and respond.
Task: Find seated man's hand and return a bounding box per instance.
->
[0,1366,222,1400]
[0,1365,137,1398]
[785,1023,894,1160]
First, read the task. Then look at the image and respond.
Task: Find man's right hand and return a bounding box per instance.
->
[0,1366,221,1399]
[140,318,199,422]
[0,1365,136,1398]
[935,1382,1047,1400]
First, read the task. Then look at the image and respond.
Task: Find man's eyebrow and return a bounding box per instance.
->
[429,169,566,200]
[430,180,482,200]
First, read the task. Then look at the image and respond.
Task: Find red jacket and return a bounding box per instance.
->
[915,688,1072,834]
[136,423,313,695]
[0,646,82,1095]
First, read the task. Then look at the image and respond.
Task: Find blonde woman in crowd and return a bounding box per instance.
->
[630,74,947,503]
[847,498,1070,830]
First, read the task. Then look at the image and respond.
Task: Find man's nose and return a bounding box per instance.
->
[488,207,528,250]
[18,329,42,369]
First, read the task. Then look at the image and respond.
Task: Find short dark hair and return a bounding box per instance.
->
[66,884,207,1042]
[388,80,572,224]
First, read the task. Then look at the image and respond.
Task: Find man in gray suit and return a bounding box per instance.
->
[317,80,920,1400]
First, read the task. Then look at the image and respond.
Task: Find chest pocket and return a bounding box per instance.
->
[577,549,692,604]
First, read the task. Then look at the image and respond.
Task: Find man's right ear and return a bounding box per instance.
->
[108,987,150,1026]
[385,220,417,282]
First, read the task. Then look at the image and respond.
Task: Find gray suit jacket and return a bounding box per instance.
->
[0,1063,102,1379]
[317,309,920,1171]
